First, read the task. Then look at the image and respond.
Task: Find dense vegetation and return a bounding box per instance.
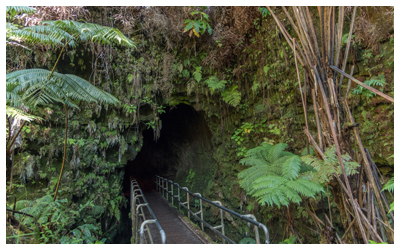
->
[6,6,394,244]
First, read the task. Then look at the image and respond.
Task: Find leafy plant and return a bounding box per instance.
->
[204,76,226,94]
[222,85,241,107]
[183,8,212,37]
[352,74,386,98]
[238,143,323,208]
[279,235,297,244]
[382,176,394,212]
[239,238,256,244]
[301,145,359,183]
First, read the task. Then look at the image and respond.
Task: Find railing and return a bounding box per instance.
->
[155,175,270,244]
[130,177,166,244]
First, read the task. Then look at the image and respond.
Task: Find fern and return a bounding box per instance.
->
[6,6,36,15]
[14,195,69,226]
[301,145,359,183]
[7,69,120,109]
[238,143,323,208]
[382,176,394,212]
[352,74,386,99]
[6,106,42,121]
[204,76,226,94]
[222,85,241,107]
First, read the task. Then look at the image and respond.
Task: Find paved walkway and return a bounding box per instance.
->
[142,191,205,244]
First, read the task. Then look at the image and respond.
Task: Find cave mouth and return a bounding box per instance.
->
[122,104,213,194]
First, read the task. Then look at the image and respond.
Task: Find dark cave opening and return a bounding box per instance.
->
[122,104,213,193]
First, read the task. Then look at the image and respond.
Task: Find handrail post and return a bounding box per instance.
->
[140,219,156,244]
[132,194,142,242]
[243,214,260,244]
[171,182,174,206]
[176,183,181,211]
[194,193,204,231]
[213,201,225,243]
[136,203,148,243]
[182,187,190,220]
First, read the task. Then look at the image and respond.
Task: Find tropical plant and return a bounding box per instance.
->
[382,176,394,212]
[204,76,226,95]
[352,74,386,99]
[238,143,323,208]
[183,7,212,37]
[6,10,135,202]
[301,145,360,183]
[221,85,241,107]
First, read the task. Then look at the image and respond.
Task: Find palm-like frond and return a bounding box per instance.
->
[7,68,120,109]
[6,6,36,15]
[42,20,136,48]
[238,143,323,208]
[6,106,42,121]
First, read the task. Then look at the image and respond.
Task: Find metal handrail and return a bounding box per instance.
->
[130,177,166,244]
[155,175,270,244]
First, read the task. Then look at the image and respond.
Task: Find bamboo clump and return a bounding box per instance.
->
[266,6,394,244]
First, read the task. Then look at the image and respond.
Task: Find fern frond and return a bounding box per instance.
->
[267,143,288,163]
[382,177,394,193]
[6,106,42,121]
[6,6,36,15]
[42,20,136,48]
[7,68,120,109]
[286,179,323,197]
[282,155,301,180]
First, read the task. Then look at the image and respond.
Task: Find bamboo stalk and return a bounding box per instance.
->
[341,218,355,242]
[341,186,356,243]
[338,7,357,94]
[335,7,345,68]
[331,66,394,103]
[304,128,324,158]
[345,65,355,99]
[312,88,323,150]
[324,213,343,244]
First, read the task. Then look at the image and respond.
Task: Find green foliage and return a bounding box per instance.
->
[382,176,394,212]
[259,7,271,18]
[352,74,385,99]
[301,145,359,183]
[239,238,256,244]
[279,235,296,244]
[222,85,241,107]
[238,143,323,208]
[186,169,195,184]
[369,240,388,244]
[183,8,212,37]
[193,66,202,83]
[60,224,106,244]
[123,103,137,114]
[6,6,36,15]
[204,76,226,95]
[7,69,120,109]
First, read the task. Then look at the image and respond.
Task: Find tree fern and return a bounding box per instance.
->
[238,143,323,208]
